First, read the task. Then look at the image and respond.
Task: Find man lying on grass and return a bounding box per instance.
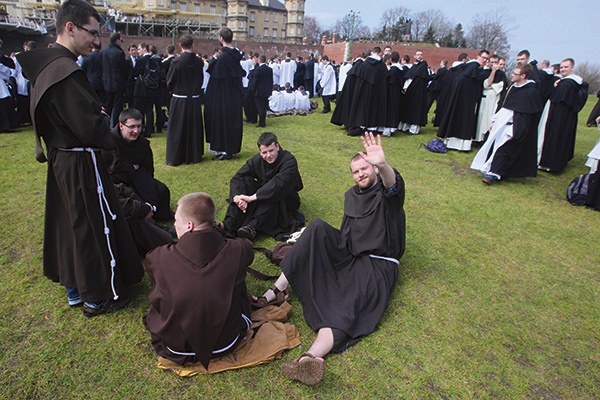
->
[252,132,406,385]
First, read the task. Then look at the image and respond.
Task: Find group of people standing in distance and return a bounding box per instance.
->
[330,46,589,184]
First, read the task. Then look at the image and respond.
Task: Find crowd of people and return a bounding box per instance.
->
[11,0,599,388]
[329,46,591,183]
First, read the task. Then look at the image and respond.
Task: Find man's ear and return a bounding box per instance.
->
[186,220,194,232]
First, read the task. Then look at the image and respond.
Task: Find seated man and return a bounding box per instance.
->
[223,132,304,241]
[109,108,172,220]
[143,192,253,368]
[253,132,406,385]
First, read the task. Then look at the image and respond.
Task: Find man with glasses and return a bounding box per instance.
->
[16,0,143,317]
[471,64,543,184]
[437,49,491,151]
[108,108,172,221]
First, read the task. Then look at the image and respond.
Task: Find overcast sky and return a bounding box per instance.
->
[304,0,600,68]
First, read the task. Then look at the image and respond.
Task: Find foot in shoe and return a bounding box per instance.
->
[281,353,325,385]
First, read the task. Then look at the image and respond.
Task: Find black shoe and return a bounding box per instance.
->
[214,153,233,161]
[320,110,329,114]
[82,296,131,318]
[237,225,257,241]
[256,123,266,128]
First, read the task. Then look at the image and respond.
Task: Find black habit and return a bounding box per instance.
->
[204,46,245,155]
[539,77,588,172]
[166,51,205,165]
[281,170,406,350]
[399,60,430,126]
[223,148,304,240]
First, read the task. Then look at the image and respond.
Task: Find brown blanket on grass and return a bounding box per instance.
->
[156,302,300,376]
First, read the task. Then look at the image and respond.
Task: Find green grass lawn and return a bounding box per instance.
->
[1,98,599,399]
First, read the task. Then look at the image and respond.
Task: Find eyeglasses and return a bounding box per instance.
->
[73,23,100,38]
[122,123,143,130]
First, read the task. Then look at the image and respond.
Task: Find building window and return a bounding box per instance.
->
[180,4,186,12]
[298,15,302,22]
[291,14,295,21]
[249,26,254,37]
[284,16,287,23]
[194,4,199,13]
[290,27,295,35]
[238,21,243,28]
[297,27,302,35]
[250,11,254,22]
[263,27,269,37]
[148,0,154,6]
[239,5,244,13]
[171,3,175,10]
[230,5,235,14]
[273,28,277,38]
[210,5,216,14]
[273,13,278,22]
[299,1,304,10]
[157,0,163,6]
[264,12,269,21]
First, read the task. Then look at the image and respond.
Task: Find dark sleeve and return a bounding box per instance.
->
[229,159,258,196]
[166,59,176,92]
[115,183,151,220]
[255,154,301,202]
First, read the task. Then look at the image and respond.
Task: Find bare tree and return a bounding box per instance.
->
[303,15,323,45]
[411,9,453,43]
[466,8,513,56]
[576,61,600,94]
[333,13,371,41]
[376,6,412,41]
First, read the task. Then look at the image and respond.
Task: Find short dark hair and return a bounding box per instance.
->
[139,42,149,52]
[55,0,101,34]
[257,132,278,148]
[179,34,193,49]
[177,192,216,225]
[109,32,121,44]
[321,55,329,62]
[402,54,410,63]
[372,46,382,54]
[150,45,158,55]
[517,49,530,58]
[258,54,267,63]
[24,40,37,50]
[220,28,233,43]
[166,44,175,54]
[391,51,400,63]
[562,57,575,67]
[119,108,143,124]
[458,52,468,61]
[478,49,490,56]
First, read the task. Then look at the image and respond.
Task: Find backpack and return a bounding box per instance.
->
[421,138,448,153]
[566,174,591,205]
[142,57,165,89]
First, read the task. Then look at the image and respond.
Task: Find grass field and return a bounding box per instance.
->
[0,97,599,399]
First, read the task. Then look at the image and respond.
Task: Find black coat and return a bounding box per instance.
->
[249,64,273,98]
[81,50,103,91]
[101,42,130,92]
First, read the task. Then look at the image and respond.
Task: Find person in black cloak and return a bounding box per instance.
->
[330,50,367,131]
[222,132,304,241]
[586,90,600,127]
[398,50,430,134]
[109,108,172,221]
[330,47,388,136]
[471,63,543,184]
[252,132,406,385]
[437,49,491,152]
[165,34,204,166]
[433,53,468,127]
[538,58,588,172]
[204,28,246,161]
[16,0,143,317]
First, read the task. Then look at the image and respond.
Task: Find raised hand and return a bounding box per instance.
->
[359,131,386,168]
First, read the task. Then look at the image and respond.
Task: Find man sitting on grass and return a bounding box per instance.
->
[143,192,253,368]
[252,132,406,385]
[222,132,304,241]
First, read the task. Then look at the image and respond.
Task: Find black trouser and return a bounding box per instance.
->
[104,91,124,128]
[322,94,333,112]
[133,96,153,137]
[255,96,269,127]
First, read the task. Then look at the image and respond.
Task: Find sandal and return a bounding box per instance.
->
[281,352,325,385]
[251,284,289,308]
